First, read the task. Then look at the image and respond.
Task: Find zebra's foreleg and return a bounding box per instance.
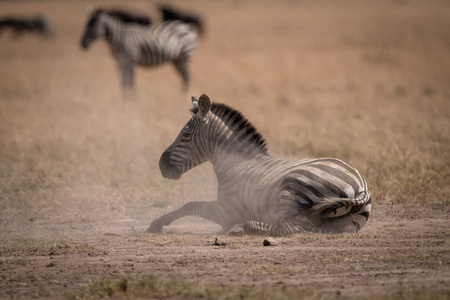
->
[173,57,190,92]
[147,201,228,233]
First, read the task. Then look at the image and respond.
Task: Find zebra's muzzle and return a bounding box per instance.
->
[80,35,95,49]
[159,151,182,180]
[81,38,91,49]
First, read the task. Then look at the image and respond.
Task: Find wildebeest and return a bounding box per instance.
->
[0,15,54,38]
[99,8,152,26]
[158,4,205,36]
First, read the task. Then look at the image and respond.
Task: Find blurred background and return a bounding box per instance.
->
[0,0,449,237]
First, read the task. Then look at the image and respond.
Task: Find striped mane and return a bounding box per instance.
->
[191,103,269,155]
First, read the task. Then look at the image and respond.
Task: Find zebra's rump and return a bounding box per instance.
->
[137,21,197,66]
[277,158,369,218]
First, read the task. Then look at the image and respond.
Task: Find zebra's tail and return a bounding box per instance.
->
[310,191,372,232]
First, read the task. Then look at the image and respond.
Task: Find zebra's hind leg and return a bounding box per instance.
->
[117,60,135,100]
[242,219,302,236]
[241,221,271,235]
[148,201,230,233]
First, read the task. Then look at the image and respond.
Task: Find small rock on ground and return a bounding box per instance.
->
[263,237,277,246]
[214,237,227,246]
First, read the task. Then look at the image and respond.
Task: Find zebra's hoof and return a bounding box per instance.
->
[147,223,163,233]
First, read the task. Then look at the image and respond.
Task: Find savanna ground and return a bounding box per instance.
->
[0,0,449,299]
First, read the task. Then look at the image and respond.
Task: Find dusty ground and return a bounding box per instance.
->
[1,203,449,299]
[0,0,449,299]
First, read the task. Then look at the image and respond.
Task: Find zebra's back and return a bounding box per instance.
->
[126,21,197,66]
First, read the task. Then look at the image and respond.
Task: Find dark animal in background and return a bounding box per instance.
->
[0,15,54,38]
[80,7,197,100]
[149,94,372,236]
[158,4,205,36]
[103,9,152,26]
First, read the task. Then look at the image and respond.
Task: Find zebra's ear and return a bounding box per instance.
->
[191,96,199,108]
[198,94,211,119]
[85,6,94,16]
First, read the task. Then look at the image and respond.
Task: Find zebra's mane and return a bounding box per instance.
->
[191,103,269,155]
[93,9,152,26]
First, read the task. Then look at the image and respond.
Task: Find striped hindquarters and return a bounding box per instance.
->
[279,158,371,220]
[137,21,197,66]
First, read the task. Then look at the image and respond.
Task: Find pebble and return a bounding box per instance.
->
[263,237,277,246]
[214,237,227,246]
[104,233,120,236]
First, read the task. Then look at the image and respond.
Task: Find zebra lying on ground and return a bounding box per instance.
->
[0,15,54,38]
[149,94,372,236]
[80,8,197,99]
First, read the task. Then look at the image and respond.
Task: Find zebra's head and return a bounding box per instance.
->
[159,94,212,180]
[80,8,105,49]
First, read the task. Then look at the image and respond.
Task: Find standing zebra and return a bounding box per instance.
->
[80,8,197,99]
[149,94,372,236]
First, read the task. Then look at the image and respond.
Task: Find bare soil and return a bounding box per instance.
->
[0,204,449,299]
[0,0,449,299]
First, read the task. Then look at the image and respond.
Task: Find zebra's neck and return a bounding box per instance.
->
[207,114,269,176]
[211,149,268,178]
[190,103,269,176]
[100,15,127,48]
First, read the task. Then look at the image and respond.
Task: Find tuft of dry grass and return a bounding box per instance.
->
[73,274,450,300]
[74,274,324,300]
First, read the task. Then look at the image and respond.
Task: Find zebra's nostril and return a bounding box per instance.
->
[159,151,181,179]
[81,39,90,49]
[159,151,171,168]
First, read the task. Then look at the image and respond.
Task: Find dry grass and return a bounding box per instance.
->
[75,275,324,300]
[75,274,449,300]
[0,1,448,224]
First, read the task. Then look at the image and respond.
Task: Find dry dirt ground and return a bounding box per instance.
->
[0,0,449,299]
[1,204,449,299]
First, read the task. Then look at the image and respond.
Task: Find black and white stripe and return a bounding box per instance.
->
[150,94,372,236]
[80,9,197,98]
